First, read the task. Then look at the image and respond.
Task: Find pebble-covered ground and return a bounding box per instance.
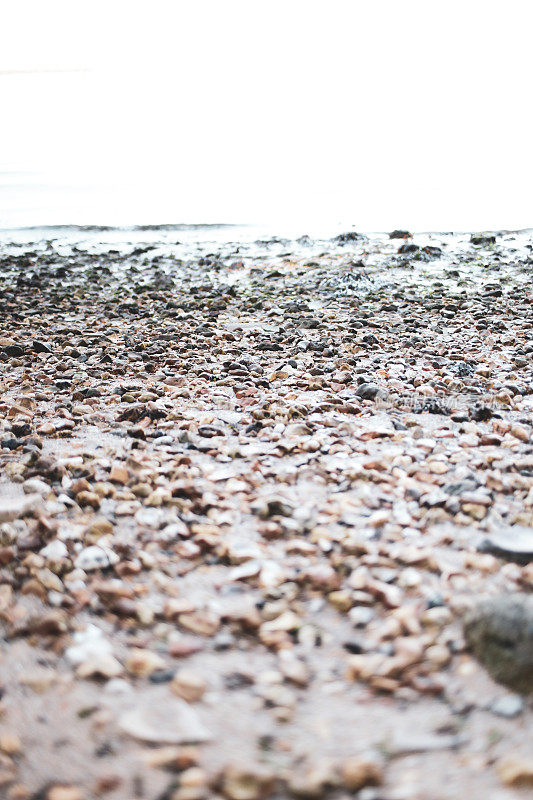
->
[0,226,532,800]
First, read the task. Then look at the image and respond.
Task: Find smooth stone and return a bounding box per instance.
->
[118,694,212,744]
[356,383,385,400]
[490,694,524,718]
[463,594,533,694]
[0,493,43,523]
[40,539,69,561]
[478,525,533,564]
[4,344,25,356]
[66,624,114,665]
[23,478,51,496]
[74,545,119,571]
[32,340,53,353]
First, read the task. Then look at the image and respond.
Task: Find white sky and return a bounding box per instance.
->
[1,0,532,230]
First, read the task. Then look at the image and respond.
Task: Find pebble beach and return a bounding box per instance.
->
[0,225,532,799]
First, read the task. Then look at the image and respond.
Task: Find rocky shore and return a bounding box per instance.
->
[0,227,532,799]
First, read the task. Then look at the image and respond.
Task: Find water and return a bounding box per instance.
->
[1,68,531,234]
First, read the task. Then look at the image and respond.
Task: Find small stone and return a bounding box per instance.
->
[421,607,452,627]
[480,433,502,446]
[348,606,374,627]
[40,539,68,562]
[109,464,129,484]
[46,787,83,800]
[510,423,531,443]
[171,670,207,703]
[0,734,22,755]
[118,692,212,743]
[219,763,276,800]
[478,525,533,565]
[287,761,336,798]
[76,490,101,510]
[71,478,90,495]
[37,422,56,435]
[77,653,124,680]
[87,518,114,538]
[23,478,51,496]
[169,639,205,658]
[74,545,119,571]
[328,590,353,612]
[66,625,114,664]
[126,648,167,677]
[93,775,122,795]
[4,343,24,356]
[278,650,309,686]
[497,757,533,787]
[340,756,383,791]
[356,383,383,400]
[425,644,451,669]
[119,695,211,744]
[144,745,200,770]
[0,494,43,523]
[173,767,208,800]
[490,694,524,718]
[32,340,52,353]
[178,611,220,637]
[463,594,533,693]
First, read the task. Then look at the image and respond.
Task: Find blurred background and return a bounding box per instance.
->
[1,0,531,231]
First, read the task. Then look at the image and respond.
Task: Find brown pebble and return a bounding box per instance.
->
[46,787,83,800]
[340,756,383,791]
[109,464,129,484]
[76,491,101,510]
[497,757,533,787]
[171,670,207,703]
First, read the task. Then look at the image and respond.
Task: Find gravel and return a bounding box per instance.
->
[0,226,532,799]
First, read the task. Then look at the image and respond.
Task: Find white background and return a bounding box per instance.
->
[1,0,532,230]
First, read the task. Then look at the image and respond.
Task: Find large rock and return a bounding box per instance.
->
[463,594,533,694]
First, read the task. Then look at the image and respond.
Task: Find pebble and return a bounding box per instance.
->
[356,383,384,400]
[126,648,167,677]
[219,763,276,800]
[118,694,212,744]
[46,788,83,800]
[497,757,533,787]
[40,539,69,561]
[478,525,533,565]
[0,494,43,523]
[463,594,533,693]
[66,624,115,666]
[74,545,119,571]
[490,694,525,718]
[171,670,207,703]
[22,478,51,496]
[143,744,200,770]
[0,734,22,755]
[340,756,383,791]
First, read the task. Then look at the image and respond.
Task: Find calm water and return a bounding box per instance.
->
[1,72,531,234]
